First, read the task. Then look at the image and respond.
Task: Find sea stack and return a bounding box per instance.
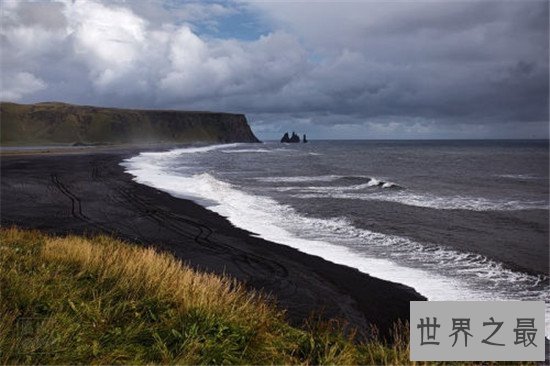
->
[280,131,302,143]
[303,134,308,143]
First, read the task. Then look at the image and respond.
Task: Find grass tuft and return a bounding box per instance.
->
[0,227,534,365]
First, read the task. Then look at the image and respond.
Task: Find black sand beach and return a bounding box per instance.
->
[0,149,425,338]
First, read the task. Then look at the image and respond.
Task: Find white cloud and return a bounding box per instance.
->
[104,1,237,27]
[63,1,147,88]
[1,1,308,106]
[156,30,307,105]
[0,0,547,138]
[174,2,237,22]
[1,72,46,100]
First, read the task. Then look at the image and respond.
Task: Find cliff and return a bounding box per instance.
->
[0,102,260,146]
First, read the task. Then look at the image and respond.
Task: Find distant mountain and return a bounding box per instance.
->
[0,102,260,146]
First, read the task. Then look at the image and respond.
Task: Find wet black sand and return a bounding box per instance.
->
[0,150,425,339]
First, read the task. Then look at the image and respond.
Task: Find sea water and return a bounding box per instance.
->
[122,140,549,334]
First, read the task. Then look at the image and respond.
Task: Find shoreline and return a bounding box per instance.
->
[0,142,221,156]
[0,148,425,338]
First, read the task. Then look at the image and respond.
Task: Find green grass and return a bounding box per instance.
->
[0,227,533,365]
[0,101,258,146]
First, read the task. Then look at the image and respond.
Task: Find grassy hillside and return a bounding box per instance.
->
[0,227,416,365]
[0,102,260,146]
[1,228,534,365]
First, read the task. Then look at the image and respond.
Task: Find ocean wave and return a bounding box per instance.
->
[273,180,401,193]
[221,148,272,153]
[291,191,549,211]
[254,174,399,187]
[140,143,243,157]
[122,148,550,334]
[221,147,294,154]
[255,175,342,183]
[496,174,546,180]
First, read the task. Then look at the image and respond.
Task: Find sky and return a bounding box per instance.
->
[1,0,548,140]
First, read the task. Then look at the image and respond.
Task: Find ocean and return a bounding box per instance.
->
[122,140,549,334]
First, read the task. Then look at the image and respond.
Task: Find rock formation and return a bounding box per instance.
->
[280,131,301,143]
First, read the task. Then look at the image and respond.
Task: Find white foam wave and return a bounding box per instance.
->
[122,149,549,334]
[221,148,273,153]
[140,143,243,157]
[255,175,341,183]
[256,175,393,186]
[497,174,545,180]
[273,180,398,193]
[367,178,380,187]
[260,174,544,211]
[291,191,549,211]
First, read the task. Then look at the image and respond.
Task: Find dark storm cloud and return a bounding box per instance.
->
[1,0,548,139]
[246,1,548,123]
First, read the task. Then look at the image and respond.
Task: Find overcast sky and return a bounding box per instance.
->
[1,0,548,139]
